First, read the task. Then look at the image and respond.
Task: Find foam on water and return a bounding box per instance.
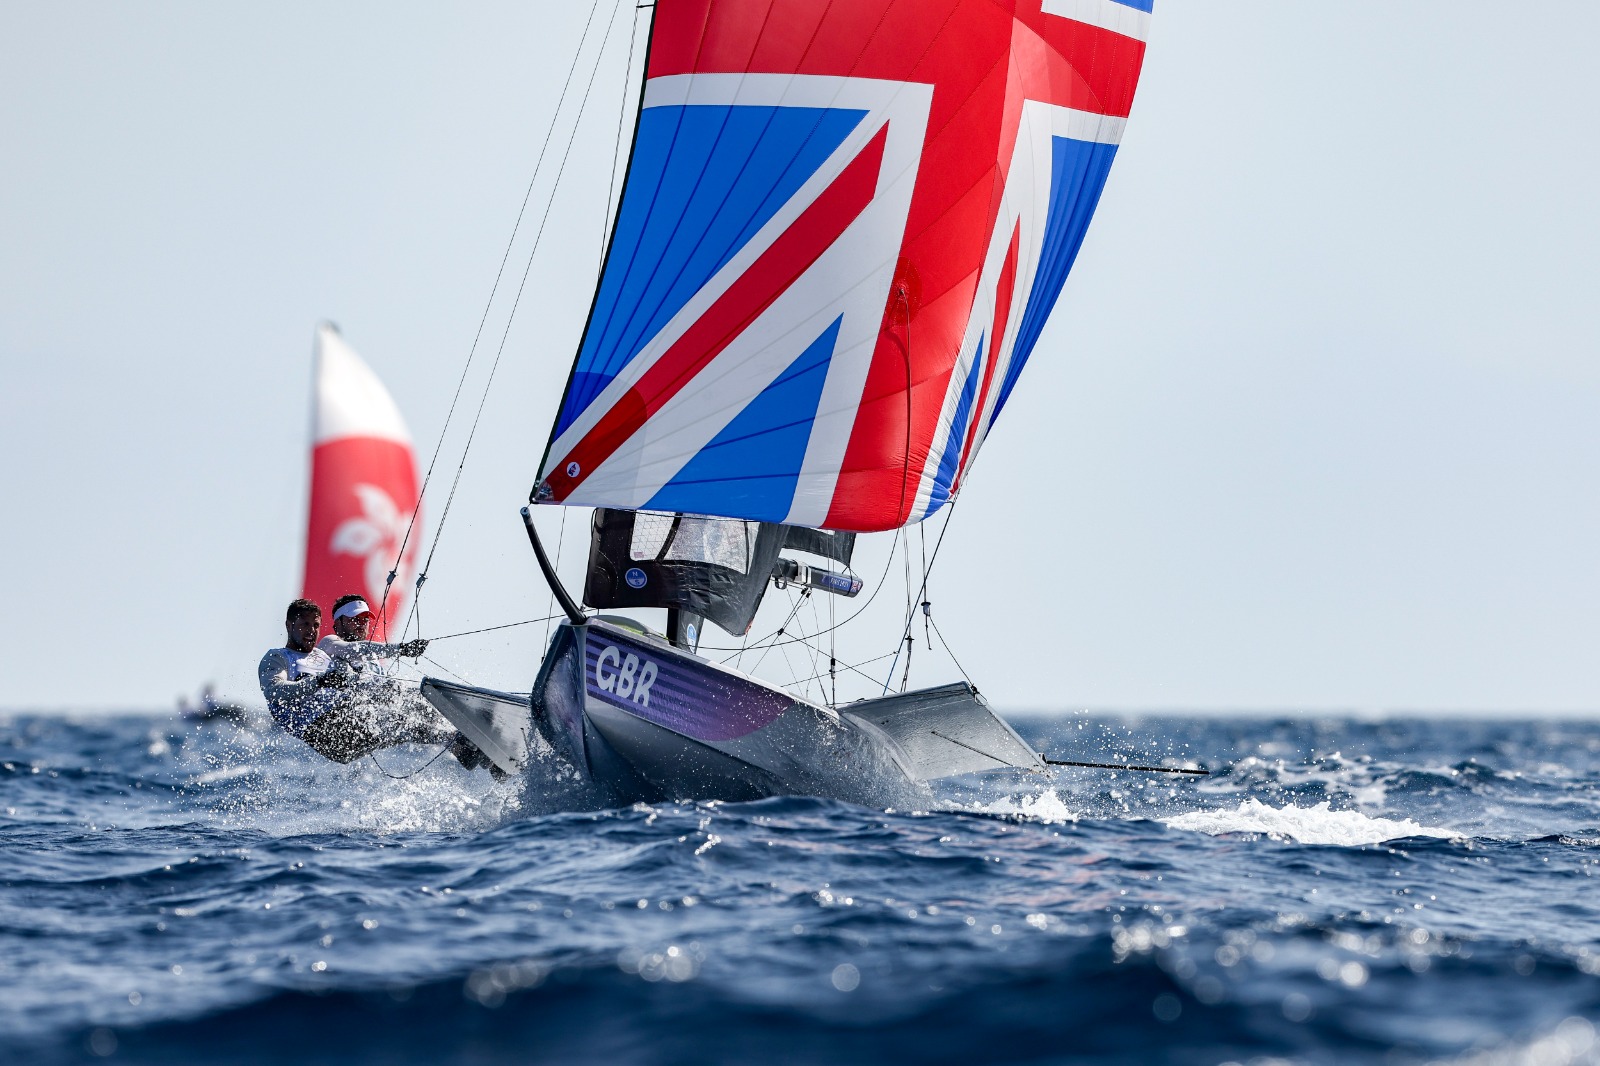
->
[1164,797,1460,845]
[964,787,1080,824]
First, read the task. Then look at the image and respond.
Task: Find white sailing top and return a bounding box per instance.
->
[258,646,340,737]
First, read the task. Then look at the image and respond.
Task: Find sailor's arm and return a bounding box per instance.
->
[257,651,319,703]
[356,639,429,659]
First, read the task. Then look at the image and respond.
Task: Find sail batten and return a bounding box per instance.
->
[537,0,1149,533]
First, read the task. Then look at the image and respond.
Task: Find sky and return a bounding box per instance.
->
[0,1,1595,714]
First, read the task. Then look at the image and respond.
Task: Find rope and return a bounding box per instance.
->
[402,0,627,639]
[898,527,913,692]
[367,745,452,781]
[425,614,566,642]
[374,0,610,636]
[418,654,469,683]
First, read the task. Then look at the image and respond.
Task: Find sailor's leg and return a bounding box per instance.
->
[300,701,391,763]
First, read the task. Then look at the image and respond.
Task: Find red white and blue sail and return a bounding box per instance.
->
[537,0,1150,533]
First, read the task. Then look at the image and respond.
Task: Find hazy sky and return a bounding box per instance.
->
[1,2,1595,714]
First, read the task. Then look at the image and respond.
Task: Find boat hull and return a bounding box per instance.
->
[530,620,925,806]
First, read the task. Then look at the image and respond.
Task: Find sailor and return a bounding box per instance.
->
[317,595,428,674]
[259,598,477,766]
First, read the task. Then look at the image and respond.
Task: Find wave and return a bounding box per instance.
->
[1163,798,1460,845]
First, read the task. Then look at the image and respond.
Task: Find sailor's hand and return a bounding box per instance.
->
[400,639,428,658]
[316,660,355,688]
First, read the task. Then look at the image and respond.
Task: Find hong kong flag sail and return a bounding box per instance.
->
[536,0,1150,533]
[302,324,421,639]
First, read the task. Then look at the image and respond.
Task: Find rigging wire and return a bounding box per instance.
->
[747,588,811,676]
[898,526,913,692]
[542,509,569,648]
[880,499,959,693]
[788,649,899,689]
[804,588,825,704]
[374,0,610,635]
[772,603,803,693]
[926,614,976,691]
[402,0,628,639]
[920,522,931,650]
[828,578,837,705]
[703,539,898,656]
[599,5,642,257]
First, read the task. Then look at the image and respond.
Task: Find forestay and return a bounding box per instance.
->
[535,0,1150,532]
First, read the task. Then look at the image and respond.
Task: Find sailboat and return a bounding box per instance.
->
[421,0,1155,802]
[302,323,421,639]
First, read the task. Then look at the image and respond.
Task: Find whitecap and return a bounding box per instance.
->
[1163,798,1458,846]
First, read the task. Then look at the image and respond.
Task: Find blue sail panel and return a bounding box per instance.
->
[993,136,1119,421]
[644,318,842,522]
[554,105,867,437]
[928,335,985,509]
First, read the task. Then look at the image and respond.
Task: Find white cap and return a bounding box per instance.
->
[333,599,374,621]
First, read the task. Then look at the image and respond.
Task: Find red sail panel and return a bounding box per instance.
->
[300,324,420,639]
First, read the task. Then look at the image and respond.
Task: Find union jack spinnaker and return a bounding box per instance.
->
[535,0,1150,533]
[302,324,421,639]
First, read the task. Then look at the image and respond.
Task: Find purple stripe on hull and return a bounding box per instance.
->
[583,629,794,742]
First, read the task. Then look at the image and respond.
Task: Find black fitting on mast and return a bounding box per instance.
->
[521,506,584,626]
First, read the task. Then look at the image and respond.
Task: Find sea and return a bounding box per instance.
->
[2,711,1597,1066]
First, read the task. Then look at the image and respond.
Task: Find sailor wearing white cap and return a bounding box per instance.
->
[316,595,428,672]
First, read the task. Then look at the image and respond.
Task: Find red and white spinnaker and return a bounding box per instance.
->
[301,323,420,639]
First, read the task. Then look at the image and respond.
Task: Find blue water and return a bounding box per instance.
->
[4,712,1599,1065]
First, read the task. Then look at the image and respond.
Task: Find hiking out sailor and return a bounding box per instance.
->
[258,598,480,766]
[317,595,428,675]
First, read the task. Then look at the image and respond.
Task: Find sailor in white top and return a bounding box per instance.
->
[257,600,347,740]
[259,598,474,765]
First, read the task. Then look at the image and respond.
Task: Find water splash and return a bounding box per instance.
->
[965,787,1080,824]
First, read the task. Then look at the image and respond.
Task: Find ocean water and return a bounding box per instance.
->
[3,712,1598,1065]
